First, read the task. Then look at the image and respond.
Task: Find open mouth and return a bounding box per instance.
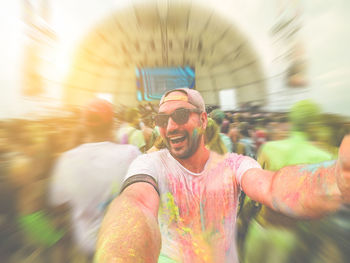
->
[169,135,186,144]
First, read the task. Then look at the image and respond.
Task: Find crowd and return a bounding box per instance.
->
[0,96,349,263]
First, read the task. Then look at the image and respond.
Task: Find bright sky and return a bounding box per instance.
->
[0,0,349,118]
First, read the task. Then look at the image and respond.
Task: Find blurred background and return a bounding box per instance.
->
[0,0,350,262]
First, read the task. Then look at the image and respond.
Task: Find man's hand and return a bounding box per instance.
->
[336,135,350,202]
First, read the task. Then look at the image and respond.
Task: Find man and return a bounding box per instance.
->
[243,100,335,263]
[49,99,140,258]
[243,100,349,263]
[95,88,350,263]
[257,100,332,171]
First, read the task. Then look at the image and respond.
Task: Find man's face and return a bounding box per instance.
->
[158,92,206,159]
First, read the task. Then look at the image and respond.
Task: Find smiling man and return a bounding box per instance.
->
[156,89,208,166]
[95,88,350,263]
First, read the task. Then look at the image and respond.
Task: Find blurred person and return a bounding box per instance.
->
[231,112,242,127]
[0,170,18,263]
[221,119,230,134]
[0,123,23,262]
[235,122,260,259]
[253,116,269,152]
[8,116,87,263]
[116,107,147,152]
[236,122,256,159]
[210,109,233,152]
[141,122,155,150]
[205,117,228,154]
[258,100,331,170]
[243,100,341,263]
[147,133,166,153]
[4,119,66,263]
[138,105,159,152]
[95,88,350,263]
[228,125,241,153]
[267,114,290,141]
[49,98,141,260]
[310,125,339,159]
[254,129,267,152]
[310,114,348,158]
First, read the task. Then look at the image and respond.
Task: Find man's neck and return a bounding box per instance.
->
[175,144,210,174]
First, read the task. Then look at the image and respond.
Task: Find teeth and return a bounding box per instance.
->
[170,136,184,140]
[169,135,186,144]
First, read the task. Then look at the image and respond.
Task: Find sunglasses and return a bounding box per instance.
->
[155,108,202,128]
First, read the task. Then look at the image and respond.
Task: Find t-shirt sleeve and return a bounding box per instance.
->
[124,153,158,183]
[231,154,262,186]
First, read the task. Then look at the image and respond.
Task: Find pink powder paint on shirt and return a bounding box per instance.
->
[126,150,261,262]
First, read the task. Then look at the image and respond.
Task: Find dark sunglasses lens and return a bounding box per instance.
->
[155,115,169,127]
[172,108,190,125]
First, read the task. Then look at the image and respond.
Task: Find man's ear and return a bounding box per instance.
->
[200,112,208,130]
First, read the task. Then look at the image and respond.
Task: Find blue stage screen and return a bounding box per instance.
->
[136,66,195,101]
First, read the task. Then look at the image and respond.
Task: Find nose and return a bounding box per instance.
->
[166,115,180,132]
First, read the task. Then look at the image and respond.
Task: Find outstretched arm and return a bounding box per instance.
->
[242,135,350,218]
[95,182,161,263]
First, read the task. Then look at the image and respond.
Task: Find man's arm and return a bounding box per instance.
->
[242,135,350,218]
[95,182,161,263]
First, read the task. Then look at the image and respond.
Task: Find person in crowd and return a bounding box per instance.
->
[6,120,66,263]
[205,117,228,155]
[210,109,233,152]
[220,116,231,137]
[267,114,290,141]
[310,125,339,159]
[228,124,241,153]
[0,123,23,262]
[49,98,140,260]
[243,100,341,263]
[252,116,269,152]
[236,122,257,159]
[116,107,146,152]
[95,88,350,263]
[258,100,332,170]
[138,103,159,152]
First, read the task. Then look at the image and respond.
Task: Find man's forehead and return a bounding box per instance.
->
[159,91,192,112]
[158,99,195,113]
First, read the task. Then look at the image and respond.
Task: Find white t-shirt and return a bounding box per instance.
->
[125,149,261,263]
[49,142,140,254]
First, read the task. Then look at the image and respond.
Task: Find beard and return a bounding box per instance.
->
[165,128,203,159]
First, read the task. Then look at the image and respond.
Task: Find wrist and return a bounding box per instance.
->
[336,159,350,203]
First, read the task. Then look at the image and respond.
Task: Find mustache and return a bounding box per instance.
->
[166,129,188,137]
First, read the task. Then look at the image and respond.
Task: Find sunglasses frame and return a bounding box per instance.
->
[155,108,202,128]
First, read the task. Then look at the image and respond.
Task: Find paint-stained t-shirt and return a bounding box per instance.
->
[125,149,261,263]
